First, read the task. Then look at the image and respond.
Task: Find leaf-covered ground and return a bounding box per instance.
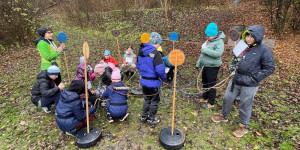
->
[0,1,299,149]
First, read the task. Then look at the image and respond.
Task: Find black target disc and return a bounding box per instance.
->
[131,87,143,95]
[112,30,120,37]
[230,30,239,41]
[159,127,185,150]
[75,126,102,148]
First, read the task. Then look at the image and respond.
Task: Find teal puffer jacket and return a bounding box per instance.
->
[196,32,225,68]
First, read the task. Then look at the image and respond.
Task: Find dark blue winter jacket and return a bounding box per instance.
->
[235,25,275,87]
[56,90,96,132]
[136,43,166,88]
[102,82,128,117]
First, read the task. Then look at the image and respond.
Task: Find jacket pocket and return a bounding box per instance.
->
[236,74,257,86]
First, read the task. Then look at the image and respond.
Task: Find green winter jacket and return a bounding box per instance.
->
[196,32,225,68]
[37,40,61,70]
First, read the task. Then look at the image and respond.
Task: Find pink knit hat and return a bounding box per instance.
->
[94,64,105,74]
[111,70,121,82]
[107,62,117,71]
[108,63,121,82]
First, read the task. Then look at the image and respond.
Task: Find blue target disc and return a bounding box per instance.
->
[170,32,178,41]
[57,32,68,43]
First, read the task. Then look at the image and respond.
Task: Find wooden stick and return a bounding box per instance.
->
[114,87,131,90]
[173,41,175,50]
[116,37,122,63]
[84,56,90,134]
[63,51,70,83]
[171,52,178,136]
[94,98,99,107]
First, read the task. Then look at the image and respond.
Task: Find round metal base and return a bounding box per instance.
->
[75,126,102,148]
[131,87,143,95]
[159,127,185,150]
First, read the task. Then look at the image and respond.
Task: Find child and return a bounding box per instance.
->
[101,50,119,67]
[31,65,65,113]
[93,63,106,98]
[136,32,166,127]
[56,80,96,136]
[101,63,129,123]
[74,56,95,89]
[195,22,225,109]
[74,56,97,106]
[211,25,275,137]
[120,46,136,76]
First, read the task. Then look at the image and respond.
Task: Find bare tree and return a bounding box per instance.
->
[160,0,171,20]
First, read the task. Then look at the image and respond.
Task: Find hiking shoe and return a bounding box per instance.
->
[140,117,150,124]
[106,113,114,123]
[195,98,208,103]
[64,131,76,137]
[232,123,248,137]
[42,107,51,113]
[211,114,228,123]
[119,113,129,122]
[148,118,161,128]
[202,103,214,109]
[107,117,114,123]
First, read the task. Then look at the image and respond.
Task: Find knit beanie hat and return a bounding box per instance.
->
[104,50,111,56]
[107,62,121,82]
[37,27,52,37]
[149,32,162,45]
[111,70,121,83]
[108,62,116,71]
[47,65,60,75]
[94,64,105,74]
[69,80,85,95]
[80,56,85,64]
[205,23,218,37]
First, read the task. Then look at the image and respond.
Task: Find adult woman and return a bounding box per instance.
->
[34,27,65,84]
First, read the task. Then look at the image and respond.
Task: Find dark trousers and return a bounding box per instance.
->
[41,91,61,107]
[202,67,220,105]
[141,86,160,120]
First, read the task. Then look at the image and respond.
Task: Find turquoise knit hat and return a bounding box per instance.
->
[149,32,162,44]
[205,23,218,37]
[104,50,111,56]
[47,65,60,75]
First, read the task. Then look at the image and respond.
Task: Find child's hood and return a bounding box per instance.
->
[139,43,157,56]
[242,25,265,44]
[37,71,50,80]
[210,31,226,42]
[60,90,79,102]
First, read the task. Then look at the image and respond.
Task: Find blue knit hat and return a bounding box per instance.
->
[104,50,111,56]
[149,32,162,44]
[47,65,60,75]
[205,23,218,37]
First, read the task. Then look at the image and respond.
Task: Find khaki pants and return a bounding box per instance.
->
[121,64,136,72]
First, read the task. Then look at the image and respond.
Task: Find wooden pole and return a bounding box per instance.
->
[171,52,178,135]
[63,51,70,83]
[84,56,90,134]
[173,41,175,50]
[116,37,122,63]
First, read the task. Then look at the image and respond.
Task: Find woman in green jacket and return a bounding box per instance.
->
[34,27,65,84]
[196,22,225,109]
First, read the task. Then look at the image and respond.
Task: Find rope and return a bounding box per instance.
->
[99,80,161,97]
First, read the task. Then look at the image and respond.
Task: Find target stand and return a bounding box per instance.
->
[75,127,102,148]
[75,42,102,148]
[159,127,185,150]
[159,49,185,150]
[131,87,143,95]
